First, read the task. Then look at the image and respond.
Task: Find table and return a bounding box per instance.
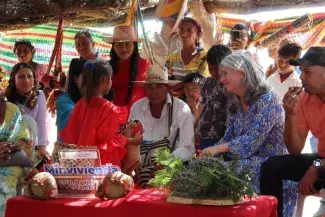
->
[5,189,277,217]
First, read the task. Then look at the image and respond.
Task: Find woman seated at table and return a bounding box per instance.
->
[199,53,297,216]
[0,87,31,212]
[166,17,208,96]
[5,63,48,159]
[59,60,141,167]
[13,39,47,85]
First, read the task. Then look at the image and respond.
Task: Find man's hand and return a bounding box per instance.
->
[299,165,319,195]
[283,87,303,116]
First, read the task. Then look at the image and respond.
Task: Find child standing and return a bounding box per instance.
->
[197,45,232,150]
[59,60,142,167]
[183,73,205,126]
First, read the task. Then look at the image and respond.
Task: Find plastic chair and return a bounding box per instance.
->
[22,114,38,160]
[293,191,325,217]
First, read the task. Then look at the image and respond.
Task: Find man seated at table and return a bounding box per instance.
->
[260,47,325,217]
[129,65,195,187]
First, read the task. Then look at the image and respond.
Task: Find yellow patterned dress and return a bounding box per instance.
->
[166,49,208,81]
[0,102,30,215]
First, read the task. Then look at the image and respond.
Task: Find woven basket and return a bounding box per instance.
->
[52,142,98,168]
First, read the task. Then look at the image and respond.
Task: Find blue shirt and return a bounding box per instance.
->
[56,93,75,138]
[219,91,287,191]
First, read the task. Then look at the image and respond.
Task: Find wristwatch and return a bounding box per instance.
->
[313,159,323,171]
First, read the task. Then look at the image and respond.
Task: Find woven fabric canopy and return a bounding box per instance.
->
[0,24,111,74]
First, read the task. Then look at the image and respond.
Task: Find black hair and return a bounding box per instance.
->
[109,42,139,104]
[5,62,39,109]
[278,42,302,59]
[75,30,94,44]
[82,60,113,103]
[207,44,232,65]
[231,23,251,39]
[67,58,88,103]
[13,39,35,57]
[183,72,206,86]
[231,23,250,32]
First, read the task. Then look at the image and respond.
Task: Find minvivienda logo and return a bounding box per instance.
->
[44,163,120,176]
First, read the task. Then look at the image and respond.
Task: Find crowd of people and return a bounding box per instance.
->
[0,17,324,217]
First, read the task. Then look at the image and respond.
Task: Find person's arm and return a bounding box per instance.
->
[35,91,49,147]
[96,105,128,166]
[283,88,307,154]
[203,95,283,158]
[172,105,195,162]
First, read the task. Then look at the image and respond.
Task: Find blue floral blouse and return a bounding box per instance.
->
[219,92,288,190]
[218,91,297,217]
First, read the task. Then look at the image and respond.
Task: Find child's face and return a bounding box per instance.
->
[103,76,112,95]
[184,82,201,102]
[208,63,219,79]
[277,56,295,74]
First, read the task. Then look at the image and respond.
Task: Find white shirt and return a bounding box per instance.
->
[129,95,195,162]
[267,70,302,101]
[17,90,49,147]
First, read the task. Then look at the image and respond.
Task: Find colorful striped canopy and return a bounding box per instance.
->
[0,24,111,74]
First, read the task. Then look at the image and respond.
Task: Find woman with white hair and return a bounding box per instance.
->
[199,53,297,216]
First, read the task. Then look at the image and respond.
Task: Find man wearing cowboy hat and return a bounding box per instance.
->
[129,64,195,162]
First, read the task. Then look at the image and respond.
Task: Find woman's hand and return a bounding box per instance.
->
[36,145,50,160]
[0,142,12,160]
[198,143,229,157]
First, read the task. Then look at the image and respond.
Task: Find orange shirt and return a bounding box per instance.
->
[296,92,325,156]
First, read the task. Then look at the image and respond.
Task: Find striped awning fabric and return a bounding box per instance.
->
[0,24,112,75]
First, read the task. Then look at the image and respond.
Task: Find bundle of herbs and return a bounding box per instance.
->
[149,149,255,203]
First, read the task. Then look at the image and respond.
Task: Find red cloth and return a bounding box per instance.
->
[5,190,277,217]
[112,57,150,110]
[59,97,128,167]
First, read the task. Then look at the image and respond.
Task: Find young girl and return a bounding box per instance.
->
[59,60,142,167]
[5,62,48,157]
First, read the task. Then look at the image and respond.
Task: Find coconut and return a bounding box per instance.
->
[96,172,134,200]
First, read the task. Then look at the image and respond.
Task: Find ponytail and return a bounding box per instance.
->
[82,60,113,103]
[82,63,94,103]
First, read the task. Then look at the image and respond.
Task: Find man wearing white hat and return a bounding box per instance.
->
[129,65,195,163]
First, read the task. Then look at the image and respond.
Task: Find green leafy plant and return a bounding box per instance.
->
[150,149,255,202]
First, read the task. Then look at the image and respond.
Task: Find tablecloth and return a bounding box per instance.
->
[5,189,277,217]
